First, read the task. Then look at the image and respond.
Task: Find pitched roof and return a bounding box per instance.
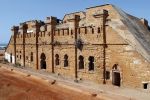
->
[109,5,150,62]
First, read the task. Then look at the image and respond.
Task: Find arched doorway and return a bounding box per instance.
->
[112,64,121,86]
[40,53,46,69]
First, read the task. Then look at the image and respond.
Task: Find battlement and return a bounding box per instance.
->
[14,25,102,40]
[11,4,109,45]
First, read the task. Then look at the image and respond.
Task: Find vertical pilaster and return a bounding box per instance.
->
[102,10,108,84]
[11,26,19,64]
[36,28,39,70]
[74,15,80,81]
[21,23,27,67]
[51,29,54,73]
[34,21,40,70]
[46,16,57,73]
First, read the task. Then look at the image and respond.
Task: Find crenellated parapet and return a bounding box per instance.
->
[10,6,110,46]
[11,26,19,37]
[45,16,58,32]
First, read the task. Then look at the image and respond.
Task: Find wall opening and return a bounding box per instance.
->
[71,30,73,35]
[55,54,60,66]
[143,83,148,89]
[79,55,84,69]
[88,56,94,71]
[10,53,12,63]
[98,27,100,33]
[64,54,68,67]
[112,71,120,86]
[40,53,46,69]
[20,55,21,59]
[92,28,94,34]
[31,52,33,62]
[112,64,120,86]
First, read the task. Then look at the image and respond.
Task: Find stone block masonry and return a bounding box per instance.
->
[5,4,150,90]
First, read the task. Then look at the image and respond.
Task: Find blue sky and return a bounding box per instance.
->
[0,0,150,44]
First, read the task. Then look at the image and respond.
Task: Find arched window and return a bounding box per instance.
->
[88,56,94,71]
[31,52,33,62]
[92,28,94,34]
[79,55,84,69]
[98,27,100,33]
[71,30,73,35]
[40,53,46,69]
[64,54,68,67]
[55,54,59,66]
[85,27,87,34]
[20,55,21,59]
[10,53,12,63]
[67,29,69,35]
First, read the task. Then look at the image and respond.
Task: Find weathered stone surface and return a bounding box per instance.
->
[5,4,150,89]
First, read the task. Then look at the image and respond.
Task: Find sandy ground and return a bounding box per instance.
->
[0,67,107,100]
[0,64,149,100]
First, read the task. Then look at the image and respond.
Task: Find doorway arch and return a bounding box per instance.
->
[112,64,121,86]
[40,53,46,69]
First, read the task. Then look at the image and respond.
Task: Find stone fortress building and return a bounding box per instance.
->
[5,4,150,89]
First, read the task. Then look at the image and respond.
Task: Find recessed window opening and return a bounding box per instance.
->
[79,55,84,69]
[55,54,60,66]
[88,56,94,71]
[64,54,68,67]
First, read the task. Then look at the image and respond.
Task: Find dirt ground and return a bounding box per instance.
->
[0,62,149,100]
[0,67,107,100]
